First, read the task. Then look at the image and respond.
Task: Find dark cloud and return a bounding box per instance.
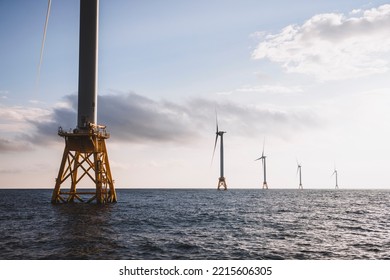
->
[17,92,320,147]
[0,91,320,153]
[25,93,197,144]
[25,103,76,144]
[98,93,197,142]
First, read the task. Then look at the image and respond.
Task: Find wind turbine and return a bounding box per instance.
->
[47,0,117,204]
[255,139,268,189]
[332,168,339,189]
[297,161,303,190]
[212,112,227,190]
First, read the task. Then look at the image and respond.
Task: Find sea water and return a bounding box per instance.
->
[0,189,389,259]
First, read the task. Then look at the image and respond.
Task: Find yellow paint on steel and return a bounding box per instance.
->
[52,125,117,204]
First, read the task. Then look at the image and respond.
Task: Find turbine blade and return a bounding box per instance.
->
[211,134,218,164]
[215,108,219,133]
[262,137,265,157]
[37,0,52,89]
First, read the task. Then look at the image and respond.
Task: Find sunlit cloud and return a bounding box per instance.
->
[252,4,390,81]
[0,105,51,133]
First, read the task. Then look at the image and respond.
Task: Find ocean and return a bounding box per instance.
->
[0,189,389,259]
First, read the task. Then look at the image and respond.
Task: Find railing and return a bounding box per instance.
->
[58,123,110,138]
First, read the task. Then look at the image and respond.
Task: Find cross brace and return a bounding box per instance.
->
[52,128,117,204]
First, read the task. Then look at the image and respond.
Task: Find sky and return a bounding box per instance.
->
[1,0,390,189]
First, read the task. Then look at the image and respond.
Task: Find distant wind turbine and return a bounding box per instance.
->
[297,161,303,190]
[332,168,339,189]
[212,112,227,190]
[255,139,268,189]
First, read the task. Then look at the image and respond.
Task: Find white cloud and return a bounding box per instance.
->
[216,84,303,96]
[236,85,303,94]
[0,104,51,133]
[252,4,390,81]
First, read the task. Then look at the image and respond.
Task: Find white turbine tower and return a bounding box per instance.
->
[255,139,268,189]
[297,161,303,190]
[43,0,117,204]
[212,112,227,190]
[332,168,339,189]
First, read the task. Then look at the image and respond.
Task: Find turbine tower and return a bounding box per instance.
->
[51,0,117,203]
[332,169,339,189]
[212,113,227,190]
[297,162,303,190]
[255,140,268,189]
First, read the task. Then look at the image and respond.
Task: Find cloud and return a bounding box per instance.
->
[236,85,303,94]
[26,93,197,144]
[24,99,77,144]
[190,98,319,138]
[216,84,303,95]
[0,92,321,152]
[0,90,9,96]
[98,93,197,143]
[0,105,51,152]
[0,104,51,142]
[0,138,32,153]
[0,105,51,125]
[252,4,390,81]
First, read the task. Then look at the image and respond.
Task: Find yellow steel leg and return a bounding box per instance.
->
[52,128,117,204]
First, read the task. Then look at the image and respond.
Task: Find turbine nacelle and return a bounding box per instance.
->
[255,155,266,161]
[255,139,266,162]
[212,111,226,164]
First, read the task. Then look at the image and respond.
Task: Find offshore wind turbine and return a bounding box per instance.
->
[212,113,227,190]
[255,140,268,189]
[297,161,303,190]
[49,0,117,203]
[332,168,339,189]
